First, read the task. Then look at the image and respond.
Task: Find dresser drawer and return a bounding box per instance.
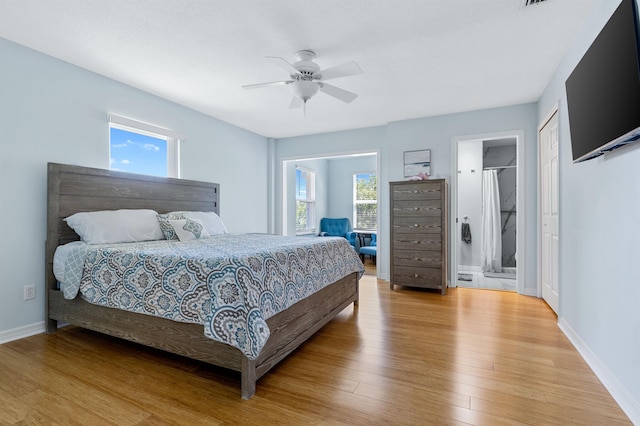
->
[392,266,443,289]
[393,233,441,252]
[392,215,441,233]
[392,199,442,217]
[392,182,442,201]
[393,250,442,269]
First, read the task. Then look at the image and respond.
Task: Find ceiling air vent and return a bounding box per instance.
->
[522,0,548,6]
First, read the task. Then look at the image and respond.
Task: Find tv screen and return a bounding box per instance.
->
[565,0,640,163]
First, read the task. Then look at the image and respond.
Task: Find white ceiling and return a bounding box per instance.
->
[0,0,596,139]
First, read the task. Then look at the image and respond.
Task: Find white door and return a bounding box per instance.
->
[540,110,559,313]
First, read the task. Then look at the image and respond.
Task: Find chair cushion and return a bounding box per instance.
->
[359,246,377,256]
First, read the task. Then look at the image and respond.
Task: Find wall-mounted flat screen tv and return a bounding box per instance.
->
[565,0,640,163]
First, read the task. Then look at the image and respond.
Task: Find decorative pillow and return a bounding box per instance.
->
[65,209,164,244]
[168,217,210,241]
[167,211,227,236]
[156,212,187,240]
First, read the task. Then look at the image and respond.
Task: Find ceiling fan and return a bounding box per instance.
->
[242,50,363,113]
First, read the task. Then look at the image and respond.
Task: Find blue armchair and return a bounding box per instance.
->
[359,234,377,263]
[319,218,357,248]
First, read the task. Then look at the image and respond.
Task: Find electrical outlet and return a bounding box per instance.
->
[24,285,36,300]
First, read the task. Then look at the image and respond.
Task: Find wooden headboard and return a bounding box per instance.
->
[45,162,220,293]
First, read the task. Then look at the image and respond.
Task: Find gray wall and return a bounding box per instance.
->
[0,38,269,336]
[538,0,640,418]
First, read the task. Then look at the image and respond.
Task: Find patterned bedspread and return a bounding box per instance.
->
[61,234,364,360]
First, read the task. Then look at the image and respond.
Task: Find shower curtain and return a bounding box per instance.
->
[481,170,502,273]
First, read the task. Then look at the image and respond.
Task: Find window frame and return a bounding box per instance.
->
[295,166,316,235]
[108,114,183,178]
[353,172,378,231]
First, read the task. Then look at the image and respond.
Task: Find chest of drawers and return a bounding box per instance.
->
[390,179,448,294]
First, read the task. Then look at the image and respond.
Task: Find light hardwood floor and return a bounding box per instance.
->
[0,263,631,425]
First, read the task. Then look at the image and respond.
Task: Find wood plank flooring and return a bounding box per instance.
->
[0,265,631,425]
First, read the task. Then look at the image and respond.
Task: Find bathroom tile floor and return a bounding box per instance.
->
[457,271,516,291]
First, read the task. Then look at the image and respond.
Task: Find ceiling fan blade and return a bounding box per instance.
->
[319,83,358,103]
[242,80,290,89]
[266,56,300,76]
[289,96,304,109]
[318,61,363,80]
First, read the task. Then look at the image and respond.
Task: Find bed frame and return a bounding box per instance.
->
[45,162,359,399]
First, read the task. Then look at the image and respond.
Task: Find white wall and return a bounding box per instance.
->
[457,139,483,269]
[538,0,640,421]
[0,38,268,337]
[327,155,377,220]
[276,103,538,287]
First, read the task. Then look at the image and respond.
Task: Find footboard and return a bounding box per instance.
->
[251,272,359,397]
[48,272,359,399]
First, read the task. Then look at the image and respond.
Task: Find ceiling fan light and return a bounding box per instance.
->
[291,80,319,102]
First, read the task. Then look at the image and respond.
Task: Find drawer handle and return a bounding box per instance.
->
[414,207,419,210]
[413,190,418,194]
[414,224,419,227]
[414,273,419,278]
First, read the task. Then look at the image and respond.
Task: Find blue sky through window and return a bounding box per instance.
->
[296,168,307,199]
[110,127,168,177]
[356,173,373,182]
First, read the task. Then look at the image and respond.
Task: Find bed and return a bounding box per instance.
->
[45,162,361,399]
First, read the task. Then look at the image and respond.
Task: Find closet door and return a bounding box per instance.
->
[540,111,559,313]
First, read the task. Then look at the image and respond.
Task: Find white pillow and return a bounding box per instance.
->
[65,209,164,244]
[169,211,227,236]
[168,217,210,241]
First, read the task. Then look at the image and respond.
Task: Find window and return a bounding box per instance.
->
[108,114,182,177]
[295,167,315,234]
[354,173,377,230]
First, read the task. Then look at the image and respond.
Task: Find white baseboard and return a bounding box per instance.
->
[558,317,640,425]
[0,321,45,345]
[458,265,482,273]
[458,266,518,274]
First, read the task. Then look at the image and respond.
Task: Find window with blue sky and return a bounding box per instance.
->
[296,167,315,234]
[109,127,168,177]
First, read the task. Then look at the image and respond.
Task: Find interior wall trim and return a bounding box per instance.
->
[0,321,45,344]
[558,318,640,425]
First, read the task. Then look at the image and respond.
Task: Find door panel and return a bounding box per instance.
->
[540,110,559,313]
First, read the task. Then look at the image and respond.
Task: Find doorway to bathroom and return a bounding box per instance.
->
[451,131,525,293]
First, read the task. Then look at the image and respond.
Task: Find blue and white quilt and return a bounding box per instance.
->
[60,234,364,360]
